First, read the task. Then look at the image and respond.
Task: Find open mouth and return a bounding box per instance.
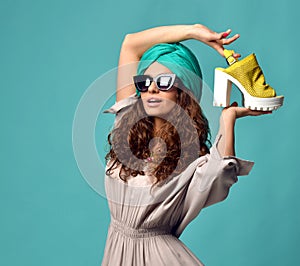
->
[147,98,162,103]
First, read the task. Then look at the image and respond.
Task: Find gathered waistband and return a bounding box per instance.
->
[110,219,172,239]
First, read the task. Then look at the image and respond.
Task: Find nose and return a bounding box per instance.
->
[148,81,159,94]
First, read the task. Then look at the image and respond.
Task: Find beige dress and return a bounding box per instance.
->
[102,95,254,266]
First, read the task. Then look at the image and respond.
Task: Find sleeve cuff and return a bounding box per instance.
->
[210,133,255,176]
[103,93,138,114]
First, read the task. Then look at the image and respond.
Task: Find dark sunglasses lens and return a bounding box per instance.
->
[157,75,173,90]
[134,76,152,92]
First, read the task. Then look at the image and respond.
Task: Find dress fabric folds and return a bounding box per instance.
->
[102,94,254,266]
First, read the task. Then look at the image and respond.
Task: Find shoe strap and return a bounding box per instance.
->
[224,49,238,65]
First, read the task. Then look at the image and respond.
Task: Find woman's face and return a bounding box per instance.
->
[141,62,178,118]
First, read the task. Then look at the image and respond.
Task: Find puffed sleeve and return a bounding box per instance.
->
[174,133,254,237]
[103,93,138,126]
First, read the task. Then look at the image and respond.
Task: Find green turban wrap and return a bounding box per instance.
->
[137,42,203,102]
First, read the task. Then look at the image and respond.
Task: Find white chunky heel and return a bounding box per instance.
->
[213,69,232,107]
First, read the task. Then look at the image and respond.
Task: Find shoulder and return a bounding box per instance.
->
[104,93,139,125]
[104,93,139,124]
[104,93,139,115]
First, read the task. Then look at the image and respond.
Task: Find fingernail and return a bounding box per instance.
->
[222,32,229,38]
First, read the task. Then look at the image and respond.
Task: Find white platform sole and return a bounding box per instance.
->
[213,69,284,111]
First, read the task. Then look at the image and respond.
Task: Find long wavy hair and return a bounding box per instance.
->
[105,82,211,185]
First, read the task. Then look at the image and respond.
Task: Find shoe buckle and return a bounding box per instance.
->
[226,55,237,66]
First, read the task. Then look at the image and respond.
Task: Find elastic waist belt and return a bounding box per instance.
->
[110,219,172,239]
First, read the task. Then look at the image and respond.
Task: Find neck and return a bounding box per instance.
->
[153,117,165,135]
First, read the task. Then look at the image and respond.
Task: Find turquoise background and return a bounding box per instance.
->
[1,0,299,265]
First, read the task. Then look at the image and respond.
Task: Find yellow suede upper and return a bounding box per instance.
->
[218,50,276,98]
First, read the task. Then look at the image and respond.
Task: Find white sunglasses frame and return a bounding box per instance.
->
[133,73,177,92]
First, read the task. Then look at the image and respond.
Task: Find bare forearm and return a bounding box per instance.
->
[122,25,193,58]
[217,111,236,157]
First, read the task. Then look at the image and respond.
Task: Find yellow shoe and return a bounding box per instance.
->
[213,49,284,111]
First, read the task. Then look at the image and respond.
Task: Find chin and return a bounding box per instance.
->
[144,109,168,118]
[143,105,176,118]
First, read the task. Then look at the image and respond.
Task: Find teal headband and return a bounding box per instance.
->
[137,42,203,102]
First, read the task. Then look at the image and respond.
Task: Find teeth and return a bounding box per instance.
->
[148,99,161,103]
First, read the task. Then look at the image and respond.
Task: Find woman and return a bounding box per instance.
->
[102,24,271,266]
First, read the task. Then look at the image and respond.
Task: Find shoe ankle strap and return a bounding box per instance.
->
[224,49,238,65]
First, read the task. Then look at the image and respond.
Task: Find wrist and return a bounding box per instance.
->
[186,24,204,39]
[221,109,237,125]
[184,24,197,40]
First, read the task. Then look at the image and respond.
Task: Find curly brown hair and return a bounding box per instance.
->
[105,85,211,185]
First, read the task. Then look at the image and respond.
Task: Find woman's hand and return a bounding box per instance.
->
[222,102,273,121]
[189,24,241,58]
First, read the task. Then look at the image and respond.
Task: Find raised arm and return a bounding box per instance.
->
[116,24,240,101]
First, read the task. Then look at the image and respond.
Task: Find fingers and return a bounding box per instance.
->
[219,29,239,41]
[208,41,225,56]
[213,29,240,57]
[233,53,241,59]
[211,28,240,57]
[250,110,273,116]
[212,43,239,58]
[243,109,273,117]
[213,29,232,42]
[215,46,225,57]
[220,29,240,48]
[226,103,273,118]
[220,29,231,39]
[222,34,240,44]
[238,104,273,116]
